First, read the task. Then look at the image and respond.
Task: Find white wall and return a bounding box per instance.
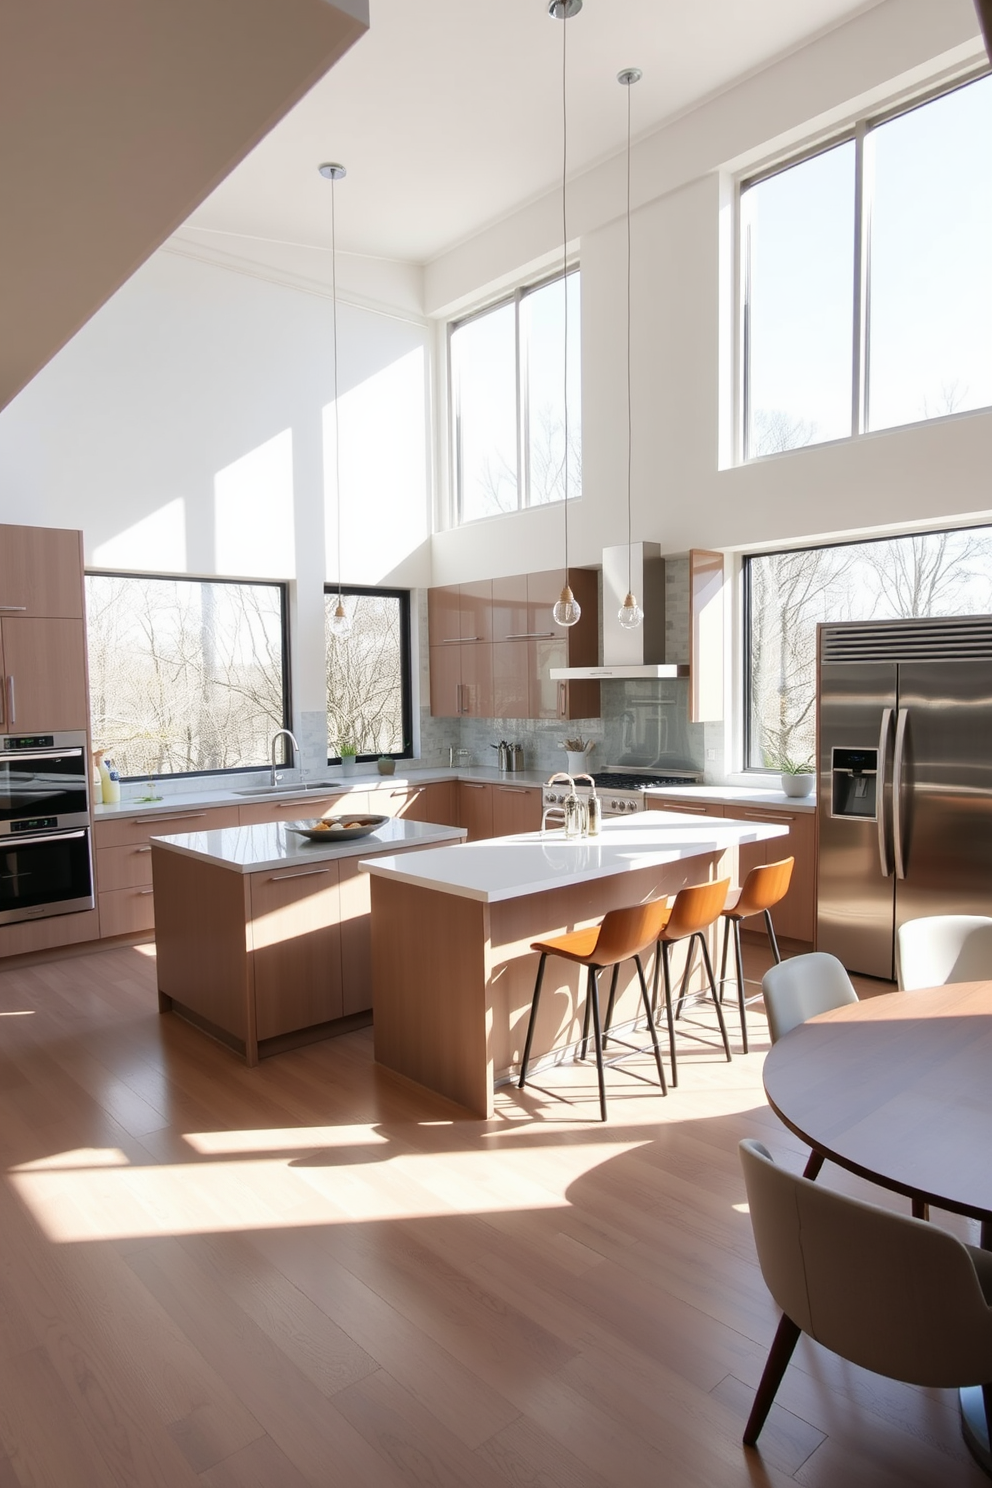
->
[428,0,992,585]
[0,242,432,739]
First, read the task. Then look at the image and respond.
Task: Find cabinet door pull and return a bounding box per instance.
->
[138,889,155,896]
[743,810,794,824]
[269,867,331,881]
[134,846,152,853]
[6,675,14,726]
[498,787,529,794]
[504,631,556,640]
[0,605,26,612]
[136,811,207,825]
[462,782,486,790]
[557,681,566,718]
[0,674,4,726]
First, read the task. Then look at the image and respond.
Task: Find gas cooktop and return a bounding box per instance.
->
[590,770,700,790]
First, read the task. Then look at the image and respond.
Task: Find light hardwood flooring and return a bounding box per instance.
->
[0,933,985,1486]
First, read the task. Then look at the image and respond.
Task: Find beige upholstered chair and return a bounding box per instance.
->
[897,915,992,991]
[739,1138,992,1448]
[761,951,858,1045]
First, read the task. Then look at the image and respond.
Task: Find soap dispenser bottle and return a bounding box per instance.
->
[100,753,121,805]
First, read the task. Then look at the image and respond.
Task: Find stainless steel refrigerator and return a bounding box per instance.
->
[817,616,992,980]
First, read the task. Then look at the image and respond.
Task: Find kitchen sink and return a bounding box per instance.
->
[234,781,348,797]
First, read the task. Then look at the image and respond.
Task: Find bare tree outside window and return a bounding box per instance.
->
[325,589,411,758]
[747,525,992,769]
[86,574,287,777]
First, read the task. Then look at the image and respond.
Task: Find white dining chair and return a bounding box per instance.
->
[739,1137,992,1451]
[897,915,992,991]
[760,952,858,1045]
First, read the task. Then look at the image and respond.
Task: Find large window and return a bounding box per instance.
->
[745,525,992,770]
[741,71,992,458]
[87,573,288,778]
[450,268,581,523]
[325,587,412,761]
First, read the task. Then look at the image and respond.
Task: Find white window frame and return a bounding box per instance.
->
[447,264,580,525]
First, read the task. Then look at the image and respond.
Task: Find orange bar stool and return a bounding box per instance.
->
[651,878,733,1086]
[518,900,671,1122]
[718,857,794,1054]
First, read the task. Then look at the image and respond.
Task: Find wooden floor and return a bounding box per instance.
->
[0,934,985,1487]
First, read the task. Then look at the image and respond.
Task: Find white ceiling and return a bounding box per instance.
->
[186,0,885,266]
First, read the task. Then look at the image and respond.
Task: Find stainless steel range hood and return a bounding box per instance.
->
[550,542,689,680]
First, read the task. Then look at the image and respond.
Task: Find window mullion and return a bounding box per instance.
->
[852,120,868,437]
[516,287,527,511]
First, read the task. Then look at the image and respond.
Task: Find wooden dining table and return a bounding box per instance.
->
[762,980,992,1474]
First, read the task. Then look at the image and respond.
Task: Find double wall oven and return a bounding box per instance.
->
[0,731,94,925]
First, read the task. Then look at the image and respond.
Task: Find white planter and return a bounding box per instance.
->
[780,772,814,798]
[340,757,357,777]
[566,751,591,777]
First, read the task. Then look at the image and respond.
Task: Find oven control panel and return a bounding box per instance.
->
[11,817,57,834]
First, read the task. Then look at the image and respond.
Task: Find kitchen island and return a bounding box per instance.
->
[362,811,787,1116]
[152,817,465,1063]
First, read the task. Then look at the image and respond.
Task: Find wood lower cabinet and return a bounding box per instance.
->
[458,781,494,841]
[237,792,368,827]
[248,861,343,1039]
[94,804,241,938]
[376,781,456,826]
[722,806,815,943]
[492,783,542,836]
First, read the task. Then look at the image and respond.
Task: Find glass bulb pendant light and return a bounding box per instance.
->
[617,66,644,630]
[319,160,352,641]
[550,0,581,628]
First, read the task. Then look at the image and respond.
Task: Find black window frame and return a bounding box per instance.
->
[85,568,292,781]
[324,584,413,764]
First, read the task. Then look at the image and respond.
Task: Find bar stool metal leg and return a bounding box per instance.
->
[603,963,621,1042]
[731,918,748,1054]
[660,940,678,1087]
[634,954,667,1095]
[719,915,732,1003]
[699,933,732,1061]
[587,965,608,1122]
[581,975,592,1059]
[764,908,782,965]
[518,952,547,1089]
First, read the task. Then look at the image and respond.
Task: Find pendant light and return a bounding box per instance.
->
[549,0,582,629]
[617,67,644,631]
[319,160,351,641]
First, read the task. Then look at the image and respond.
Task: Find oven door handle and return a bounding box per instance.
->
[4,829,88,848]
[0,748,86,764]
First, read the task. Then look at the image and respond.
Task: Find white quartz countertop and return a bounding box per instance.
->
[150,817,466,874]
[360,810,788,905]
[644,784,816,815]
[94,766,549,821]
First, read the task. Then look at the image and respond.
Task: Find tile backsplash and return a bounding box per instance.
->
[414,556,725,781]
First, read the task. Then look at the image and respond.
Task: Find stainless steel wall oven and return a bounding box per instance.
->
[0,732,93,924]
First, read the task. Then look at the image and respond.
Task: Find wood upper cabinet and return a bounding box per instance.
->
[428,582,493,718]
[489,568,600,721]
[0,524,84,619]
[0,617,89,731]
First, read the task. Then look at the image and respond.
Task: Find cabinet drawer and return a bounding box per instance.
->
[648,800,725,817]
[237,793,367,827]
[96,842,154,892]
[96,805,240,850]
[99,885,155,937]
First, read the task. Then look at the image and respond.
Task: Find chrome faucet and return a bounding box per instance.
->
[270,729,300,787]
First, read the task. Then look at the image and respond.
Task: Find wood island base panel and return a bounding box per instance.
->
[151,817,465,1064]
[366,813,788,1118]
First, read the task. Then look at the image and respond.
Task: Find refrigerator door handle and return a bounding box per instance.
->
[877,706,893,877]
[892,707,909,880]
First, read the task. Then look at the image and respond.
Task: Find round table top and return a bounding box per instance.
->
[762,981,992,1223]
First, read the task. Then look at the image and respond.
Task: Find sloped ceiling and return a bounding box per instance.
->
[977,0,992,52]
[0,0,368,411]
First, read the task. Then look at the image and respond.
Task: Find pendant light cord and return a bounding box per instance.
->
[625,78,632,599]
[330,172,343,606]
[561,5,570,585]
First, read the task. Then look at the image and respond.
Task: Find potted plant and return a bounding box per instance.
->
[778,756,815,798]
[376,754,395,776]
[336,739,359,777]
